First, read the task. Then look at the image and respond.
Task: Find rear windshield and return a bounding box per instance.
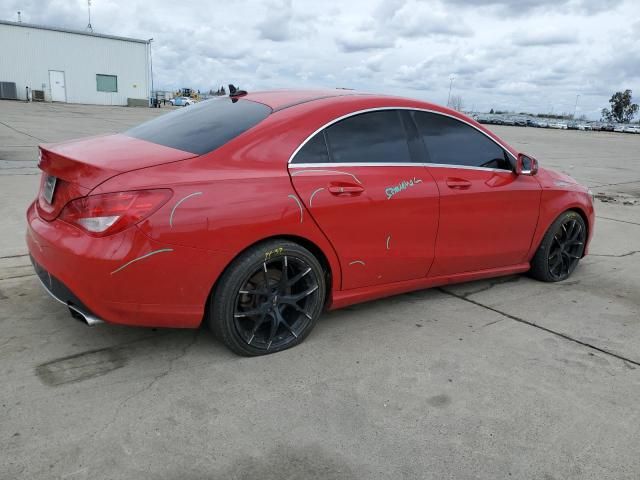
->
[125,97,271,155]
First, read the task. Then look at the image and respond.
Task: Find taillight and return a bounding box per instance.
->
[59,189,172,236]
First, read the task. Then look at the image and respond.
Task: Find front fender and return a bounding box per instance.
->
[526,188,595,260]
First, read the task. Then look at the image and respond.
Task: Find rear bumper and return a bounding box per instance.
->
[32,256,104,326]
[26,201,228,328]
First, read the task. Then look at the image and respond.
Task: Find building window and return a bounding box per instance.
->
[96,74,117,92]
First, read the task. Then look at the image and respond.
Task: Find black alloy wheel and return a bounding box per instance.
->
[530,211,587,282]
[234,255,320,350]
[547,216,586,280]
[210,240,326,356]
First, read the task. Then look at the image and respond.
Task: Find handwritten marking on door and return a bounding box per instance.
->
[385,177,423,200]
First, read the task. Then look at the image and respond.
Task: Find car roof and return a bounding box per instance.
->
[239,89,520,159]
[241,89,370,111]
[242,89,467,118]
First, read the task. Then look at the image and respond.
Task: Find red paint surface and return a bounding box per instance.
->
[26,91,595,328]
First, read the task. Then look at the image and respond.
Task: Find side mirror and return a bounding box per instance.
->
[516,153,538,176]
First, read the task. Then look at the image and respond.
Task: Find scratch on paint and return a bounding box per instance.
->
[169,192,203,227]
[28,229,43,252]
[386,235,391,250]
[349,260,366,266]
[288,194,304,223]
[291,169,362,185]
[111,249,174,275]
[309,187,325,207]
[385,177,423,200]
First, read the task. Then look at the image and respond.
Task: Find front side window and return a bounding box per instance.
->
[96,74,117,92]
[411,111,512,170]
[325,110,412,164]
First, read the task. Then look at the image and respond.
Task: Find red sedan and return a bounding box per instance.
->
[27,89,595,355]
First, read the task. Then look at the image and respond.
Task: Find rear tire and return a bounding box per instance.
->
[529,210,586,282]
[208,240,326,356]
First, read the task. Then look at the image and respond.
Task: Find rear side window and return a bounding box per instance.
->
[125,97,271,155]
[411,111,511,170]
[325,110,412,164]
[291,132,330,164]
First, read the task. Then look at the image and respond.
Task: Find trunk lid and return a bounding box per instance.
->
[36,134,197,221]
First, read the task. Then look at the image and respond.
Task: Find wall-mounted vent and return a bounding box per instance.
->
[0,82,18,100]
[32,90,45,102]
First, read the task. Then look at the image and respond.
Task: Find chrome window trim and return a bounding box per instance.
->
[288,162,512,174]
[287,106,517,167]
[289,162,417,168]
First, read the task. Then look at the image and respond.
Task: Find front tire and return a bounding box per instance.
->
[530,211,586,282]
[209,240,326,356]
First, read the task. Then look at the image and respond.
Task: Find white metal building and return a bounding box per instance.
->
[0,20,150,105]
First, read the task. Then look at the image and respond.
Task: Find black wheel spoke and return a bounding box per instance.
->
[234,307,264,318]
[262,262,270,289]
[266,312,279,349]
[287,267,311,287]
[569,223,582,242]
[276,308,298,338]
[279,256,289,290]
[281,284,319,303]
[239,288,269,296]
[247,312,268,345]
[285,301,313,320]
[567,220,576,240]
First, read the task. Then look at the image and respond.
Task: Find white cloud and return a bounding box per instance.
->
[1,0,638,118]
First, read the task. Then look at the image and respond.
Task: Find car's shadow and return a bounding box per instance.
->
[12,274,531,387]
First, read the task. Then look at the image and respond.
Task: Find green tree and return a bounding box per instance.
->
[601,89,639,123]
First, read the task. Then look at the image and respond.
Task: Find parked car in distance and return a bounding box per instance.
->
[623,125,640,134]
[614,124,626,133]
[170,96,195,106]
[27,89,595,356]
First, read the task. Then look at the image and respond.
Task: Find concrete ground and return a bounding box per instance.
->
[1,101,639,480]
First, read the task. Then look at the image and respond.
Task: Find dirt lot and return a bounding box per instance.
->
[1,101,639,479]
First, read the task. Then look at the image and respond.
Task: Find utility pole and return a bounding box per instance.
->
[17,11,22,22]
[86,0,93,32]
[447,74,455,107]
[573,94,580,119]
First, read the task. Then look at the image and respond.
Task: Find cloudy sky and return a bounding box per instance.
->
[3,0,639,118]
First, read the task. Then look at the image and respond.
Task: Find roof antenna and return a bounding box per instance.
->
[86,0,93,32]
[17,11,22,22]
[228,84,247,98]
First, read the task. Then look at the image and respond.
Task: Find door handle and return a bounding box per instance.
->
[327,183,364,195]
[445,178,472,189]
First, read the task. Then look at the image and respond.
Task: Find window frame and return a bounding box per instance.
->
[96,74,118,93]
[288,107,516,171]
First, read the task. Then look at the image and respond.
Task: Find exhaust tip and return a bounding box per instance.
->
[68,304,103,326]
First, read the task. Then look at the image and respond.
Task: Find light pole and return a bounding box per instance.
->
[447,74,455,107]
[86,0,93,32]
[148,38,154,106]
[573,94,580,119]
